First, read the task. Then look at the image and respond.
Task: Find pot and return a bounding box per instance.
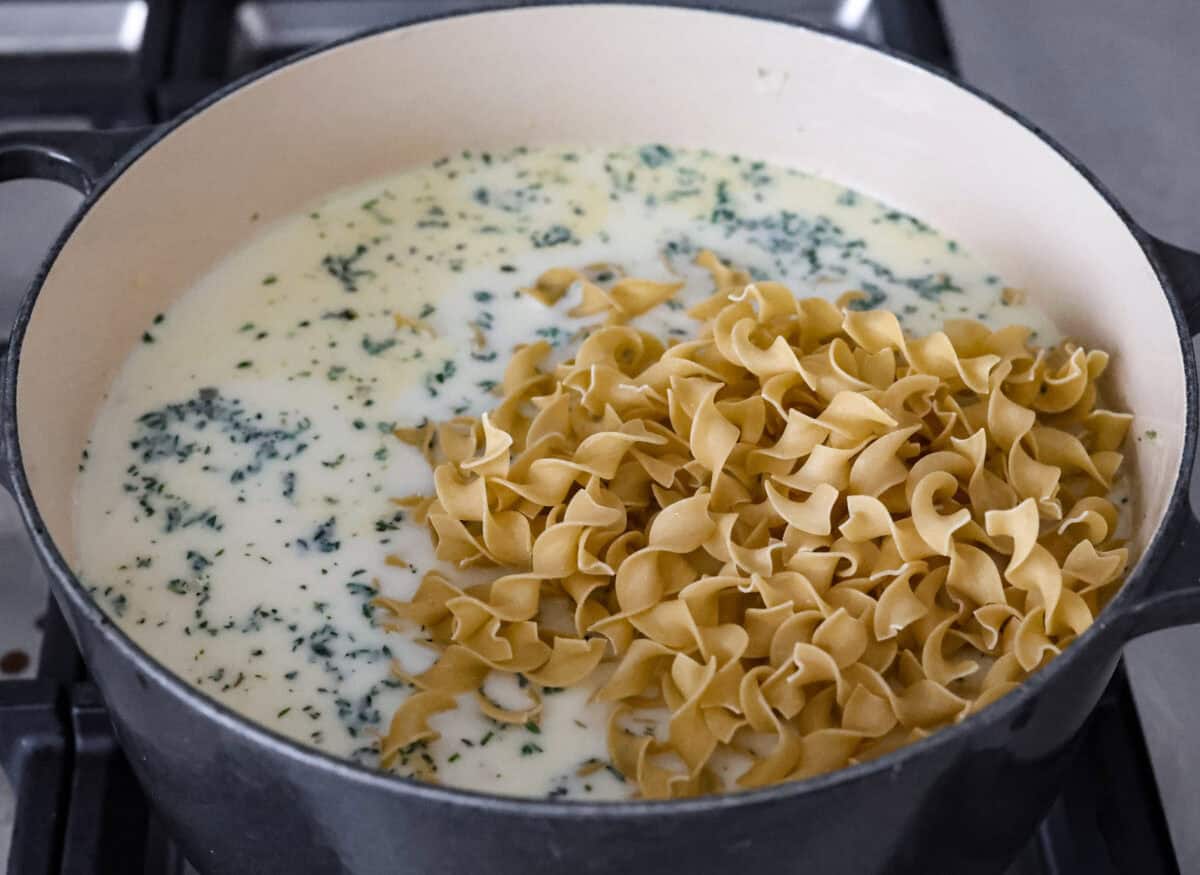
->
[2,5,1200,874]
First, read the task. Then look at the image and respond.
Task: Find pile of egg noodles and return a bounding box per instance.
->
[375,251,1131,798]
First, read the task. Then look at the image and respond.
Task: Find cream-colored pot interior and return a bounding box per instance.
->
[16,5,1186,577]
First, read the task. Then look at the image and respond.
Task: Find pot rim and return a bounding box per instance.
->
[4,1,1196,818]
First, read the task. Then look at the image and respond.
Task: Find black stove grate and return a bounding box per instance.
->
[1,602,152,875]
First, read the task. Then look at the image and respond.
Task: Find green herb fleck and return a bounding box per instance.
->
[638,144,674,168]
[322,244,374,293]
[604,764,626,783]
[361,334,398,356]
[423,359,457,397]
[361,198,394,225]
[847,284,887,311]
[531,224,575,248]
[298,518,340,554]
[534,326,566,347]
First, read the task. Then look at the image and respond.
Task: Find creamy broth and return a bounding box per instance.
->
[75,145,1058,799]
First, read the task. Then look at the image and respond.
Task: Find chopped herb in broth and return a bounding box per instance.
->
[75,145,1057,800]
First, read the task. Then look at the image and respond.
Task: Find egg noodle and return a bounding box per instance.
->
[374,251,1131,798]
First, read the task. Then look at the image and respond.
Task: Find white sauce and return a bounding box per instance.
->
[74,145,1060,799]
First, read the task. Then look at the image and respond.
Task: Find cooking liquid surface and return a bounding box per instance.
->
[74,145,1058,799]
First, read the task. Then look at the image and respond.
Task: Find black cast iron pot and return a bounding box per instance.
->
[2,5,1200,874]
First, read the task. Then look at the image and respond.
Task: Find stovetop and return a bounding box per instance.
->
[0,2,1193,873]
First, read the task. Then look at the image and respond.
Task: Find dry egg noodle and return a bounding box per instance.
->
[377,252,1131,798]
[72,145,1124,799]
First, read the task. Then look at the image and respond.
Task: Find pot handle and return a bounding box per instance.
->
[0,126,153,195]
[1152,236,1200,332]
[0,126,153,497]
[1122,234,1200,638]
